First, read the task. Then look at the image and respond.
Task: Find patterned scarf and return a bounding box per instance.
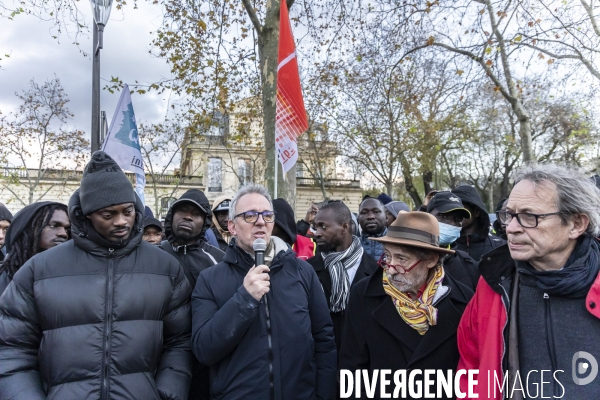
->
[382,266,445,335]
[322,236,364,312]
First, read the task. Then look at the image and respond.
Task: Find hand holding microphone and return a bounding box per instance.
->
[243,239,270,301]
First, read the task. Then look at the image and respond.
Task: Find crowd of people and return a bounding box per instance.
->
[0,151,599,399]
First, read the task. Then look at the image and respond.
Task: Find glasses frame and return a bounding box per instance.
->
[234,210,276,224]
[378,254,422,274]
[497,210,562,228]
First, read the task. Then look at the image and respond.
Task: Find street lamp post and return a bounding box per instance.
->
[90,0,113,154]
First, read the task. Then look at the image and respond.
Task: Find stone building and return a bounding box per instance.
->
[1,97,362,219]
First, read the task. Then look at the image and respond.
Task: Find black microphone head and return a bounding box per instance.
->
[253,238,267,252]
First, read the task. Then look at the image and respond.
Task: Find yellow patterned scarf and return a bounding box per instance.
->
[382,266,445,335]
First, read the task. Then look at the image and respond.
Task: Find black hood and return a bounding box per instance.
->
[272,198,297,245]
[143,216,163,231]
[451,185,488,214]
[0,203,12,223]
[68,188,143,256]
[164,189,212,244]
[452,185,491,232]
[4,201,66,253]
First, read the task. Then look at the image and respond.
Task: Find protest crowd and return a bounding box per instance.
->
[0,151,599,400]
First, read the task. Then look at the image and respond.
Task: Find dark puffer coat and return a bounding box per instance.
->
[0,190,193,400]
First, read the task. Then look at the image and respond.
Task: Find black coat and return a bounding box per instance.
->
[339,267,474,400]
[0,190,193,400]
[192,239,337,400]
[442,249,480,291]
[307,253,379,352]
[455,232,505,262]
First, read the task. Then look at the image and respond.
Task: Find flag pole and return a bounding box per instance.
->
[274,146,278,199]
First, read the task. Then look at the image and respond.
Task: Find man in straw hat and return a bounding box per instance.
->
[339,212,474,399]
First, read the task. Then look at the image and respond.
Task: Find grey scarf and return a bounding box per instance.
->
[322,236,364,312]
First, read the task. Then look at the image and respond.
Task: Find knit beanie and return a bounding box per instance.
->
[80,151,136,215]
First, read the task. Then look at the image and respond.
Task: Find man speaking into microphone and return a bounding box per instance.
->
[191,183,337,400]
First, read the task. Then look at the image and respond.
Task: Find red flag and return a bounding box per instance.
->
[275,0,308,173]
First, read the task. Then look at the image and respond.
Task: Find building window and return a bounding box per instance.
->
[160,197,176,219]
[238,158,252,188]
[296,163,304,178]
[208,157,222,192]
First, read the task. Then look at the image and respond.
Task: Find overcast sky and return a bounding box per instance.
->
[0,1,172,137]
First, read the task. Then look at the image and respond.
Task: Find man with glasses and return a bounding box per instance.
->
[339,212,474,398]
[457,164,600,399]
[191,183,336,400]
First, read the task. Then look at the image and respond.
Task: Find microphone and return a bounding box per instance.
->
[253,238,267,266]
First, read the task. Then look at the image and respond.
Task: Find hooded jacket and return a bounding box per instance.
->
[0,202,67,294]
[0,203,12,223]
[211,195,232,252]
[192,237,337,400]
[160,189,224,288]
[451,186,505,260]
[273,198,316,260]
[0,203,13,261]
[0,189,193,400]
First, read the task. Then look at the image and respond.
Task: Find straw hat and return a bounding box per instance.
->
[369,211,455,255]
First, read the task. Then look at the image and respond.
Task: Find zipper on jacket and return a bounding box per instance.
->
[263,293,274,400]
[101,248,115,400]
[543,293,559,397]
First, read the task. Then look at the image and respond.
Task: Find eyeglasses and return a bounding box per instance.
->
[378,254,421,274]
[234,210,276,224]
[497,210,561,228]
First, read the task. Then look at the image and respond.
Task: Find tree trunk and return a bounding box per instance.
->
[422,170,433,195]
[399,152,422,206]
[259,0,296,209]
[514,101,534,162]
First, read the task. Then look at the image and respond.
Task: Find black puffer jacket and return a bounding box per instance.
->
[161,189,224,288]
[0,190,193,400]
[192,238,337,400]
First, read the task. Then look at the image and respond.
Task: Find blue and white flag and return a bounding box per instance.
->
[102,84,145,204]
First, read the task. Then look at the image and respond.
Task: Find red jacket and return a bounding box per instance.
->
[293,234,316,261]
[457,245,600,399]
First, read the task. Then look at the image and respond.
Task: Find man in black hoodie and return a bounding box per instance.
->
[0,203,13,262]
[272,198,316,260]
[161,189,225,287]
[160,188,224,400]
[451,185,505,261]
[0,151,193,399]
[0,201,70,294]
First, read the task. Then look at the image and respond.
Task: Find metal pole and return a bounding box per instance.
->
[100,110,107,147]
[91,21,104,154]
[274,146,278,199]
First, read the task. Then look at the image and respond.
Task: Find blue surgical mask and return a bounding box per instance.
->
[438,222,461,246]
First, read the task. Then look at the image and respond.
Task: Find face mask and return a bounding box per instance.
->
[438,222,462,246]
